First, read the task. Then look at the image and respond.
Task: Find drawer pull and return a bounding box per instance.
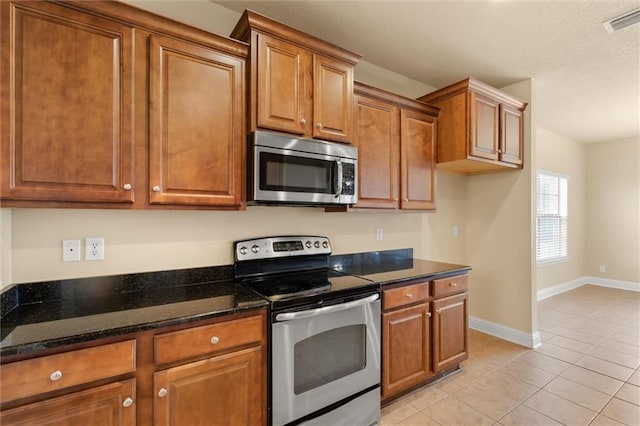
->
[158,388,168,398]
[210,336,220,345]
[405,293,413,299]
[449,282,457,287]
[49,371,62,381]
[122,397,133,408]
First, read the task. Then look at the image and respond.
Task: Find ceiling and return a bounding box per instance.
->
[209,0,639,144]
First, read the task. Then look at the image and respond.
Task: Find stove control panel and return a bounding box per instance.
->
[234,236,331,261]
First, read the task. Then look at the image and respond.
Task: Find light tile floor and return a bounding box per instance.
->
[380,285,640,425]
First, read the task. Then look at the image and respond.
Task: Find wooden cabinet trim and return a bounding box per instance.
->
[355,81,439,117]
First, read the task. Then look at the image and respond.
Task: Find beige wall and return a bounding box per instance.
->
[535,128,587,290]
[586,139,640,284]
[465,79,536,334]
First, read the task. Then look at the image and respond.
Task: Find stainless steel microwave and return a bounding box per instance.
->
[248,131,358,206]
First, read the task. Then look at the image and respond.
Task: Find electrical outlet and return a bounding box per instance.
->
[376,227,383,241]
[62,240,81,262]
[85,238,104,261]
[599,265,607,273]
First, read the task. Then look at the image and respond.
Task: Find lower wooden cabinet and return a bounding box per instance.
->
[432,292,469,373]
[0,379,136,426]
[154,346,263,426]
[382,303,432,400]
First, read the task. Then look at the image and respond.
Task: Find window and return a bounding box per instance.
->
[536,171,568,262]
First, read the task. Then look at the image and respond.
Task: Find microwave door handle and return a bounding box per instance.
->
[275,294,379,322]
[334,160,343,198]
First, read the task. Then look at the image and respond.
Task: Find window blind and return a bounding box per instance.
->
[536,172,568,262]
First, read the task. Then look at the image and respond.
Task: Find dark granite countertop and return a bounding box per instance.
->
[0,249,470,359]
[0,266,268,358]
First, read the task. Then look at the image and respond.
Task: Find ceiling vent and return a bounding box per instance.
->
[603,8,640,33]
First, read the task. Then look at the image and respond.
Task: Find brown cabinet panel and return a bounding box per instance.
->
[313,54,353,143]
[469,92,499,161]
[400,109,436,210]
[383,281,429,311]
[0,379,135,426]
[256,33,309,135]
[352,94,399,208]
[382,303,432,401]
[149,35,244,207]
[432,292,469,373]
[432,275,468,299]
[1,1,136,203]
[500,104,524,166]
[154,346,264,426]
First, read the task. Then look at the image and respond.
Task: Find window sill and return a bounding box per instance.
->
[537,256,570,267]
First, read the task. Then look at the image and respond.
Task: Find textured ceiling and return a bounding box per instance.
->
[210,0,639,144]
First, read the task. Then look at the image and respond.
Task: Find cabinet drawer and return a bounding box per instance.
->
[433,275,468,299]
[383,282,429,310]
[0,340,136,404]
[154,314,263,365]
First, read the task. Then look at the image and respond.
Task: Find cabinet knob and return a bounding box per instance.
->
[404,198,409,202]
[427,312,432,318]
[449,282,457,287]
[122,397,134,408]
[152,186,161,192]
[49,370,62,381]
[300,118,307,126]
[316,122,322,129]
[498,149,503,154]
[123,183,132,191]
[210,336,220,345]
[393,198,398,202]
[158,388,168,398]
[405,293,413,299]
[436,308,442,314]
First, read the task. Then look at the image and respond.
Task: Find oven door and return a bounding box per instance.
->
[272,294,381,426]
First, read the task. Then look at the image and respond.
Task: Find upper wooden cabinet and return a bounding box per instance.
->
[347,82,438,210]
[231,10,360,144]
[0,1,136,204]
[1,0,247,209]
[418,78,527,174]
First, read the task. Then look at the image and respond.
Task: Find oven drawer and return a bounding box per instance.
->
[383,282,429,310]
[433,274,468,299]
[154,314,263,365]
[0,340,136,404]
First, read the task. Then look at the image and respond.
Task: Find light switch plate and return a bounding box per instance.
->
[62,240,81,262]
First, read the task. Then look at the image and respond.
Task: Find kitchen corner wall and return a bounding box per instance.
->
[536,128,587,290]
[586,138,640,284]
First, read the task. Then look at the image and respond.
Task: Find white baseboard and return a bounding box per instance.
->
[537,276,640,301]
[469,316,541,349]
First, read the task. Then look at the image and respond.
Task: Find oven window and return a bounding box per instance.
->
[293,325,366,395]
[260,152,333,193]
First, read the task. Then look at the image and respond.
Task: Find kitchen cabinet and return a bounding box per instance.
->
[432,275,469,373]
[231,10,360,144]
[418,77,527,174]
[332,82,438,211]
[0,340,137,425]
[0,309,267,426]
[380,274,469,403]
[381,282,432,402]
[1,0,247,209]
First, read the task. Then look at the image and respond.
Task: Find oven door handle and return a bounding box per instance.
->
[275,293,379,322]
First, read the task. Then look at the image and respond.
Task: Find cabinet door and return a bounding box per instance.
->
[0,1,136,203]
[256,33,310,136]
[500,104,524,166]
[313,54,353,143]
[468,92,499,161]
[352,94,399,209]
[400,110,436,210]
[149,35,244,207]
[154,346,264,426]
[432,293,469,373]
[0,379,135,426]
[382,303,432,401]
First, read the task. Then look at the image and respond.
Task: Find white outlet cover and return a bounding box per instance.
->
[62,240,81,262]
[376,227,383,241]
[85,237,105,261]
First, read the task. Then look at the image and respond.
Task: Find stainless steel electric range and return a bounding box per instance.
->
[234,236,381,426]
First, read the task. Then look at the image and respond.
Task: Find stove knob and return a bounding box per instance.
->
[314,241,320,248]
[239,246,247,255]
[305,241,312,249]
[322,241,329,248]
[251,244,260,254]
